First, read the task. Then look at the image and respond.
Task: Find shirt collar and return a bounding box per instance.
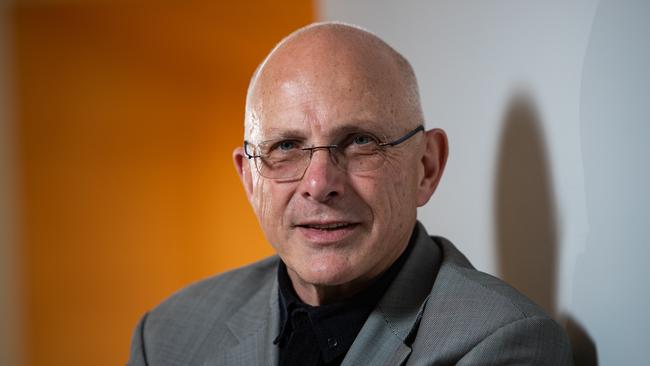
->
[274,224,417,363]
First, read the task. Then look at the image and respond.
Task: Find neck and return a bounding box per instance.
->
[286,269,373,306]
[286,233,414,306]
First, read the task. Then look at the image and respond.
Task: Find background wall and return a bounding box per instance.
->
[1,2,21,365]
[3,1,649,365]
[320,0,649,365]
[3,1,313,365]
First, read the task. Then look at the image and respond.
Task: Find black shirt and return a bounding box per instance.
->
[274,231,416,366]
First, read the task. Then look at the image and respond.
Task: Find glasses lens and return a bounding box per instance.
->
[255,150,310,179]
[333,133,385,172]
[344,148,386,172]
[248,133,395,179]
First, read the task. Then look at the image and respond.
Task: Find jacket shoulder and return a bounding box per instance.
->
[133,256,279,365]
[408,237,571,364]
[431,236,549,318]
[152,255,278,318]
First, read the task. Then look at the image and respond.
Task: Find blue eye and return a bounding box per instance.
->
[278,140,297,151]
[352,134,373,145]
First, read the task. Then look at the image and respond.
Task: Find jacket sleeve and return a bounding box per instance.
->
[457,316,574,366]
[127,312,150,366]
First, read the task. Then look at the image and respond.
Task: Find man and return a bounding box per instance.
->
[129,22,572,365]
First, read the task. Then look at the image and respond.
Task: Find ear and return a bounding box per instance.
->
[416,128,448,206]
[233,146,254,203]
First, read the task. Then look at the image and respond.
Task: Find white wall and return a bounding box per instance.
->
[0,1,21,365]
[319,1,649,364]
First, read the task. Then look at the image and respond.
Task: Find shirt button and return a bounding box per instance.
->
[327,337,338,348]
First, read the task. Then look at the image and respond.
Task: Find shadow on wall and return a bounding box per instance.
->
[494,93,557,315]
[494,93,598,365]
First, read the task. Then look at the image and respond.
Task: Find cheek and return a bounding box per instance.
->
[375,160,418,222]
[251,177,269,220]
[347,172,396,228]
[252,178,294,240]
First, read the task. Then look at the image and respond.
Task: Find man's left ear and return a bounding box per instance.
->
[416,128,448,206]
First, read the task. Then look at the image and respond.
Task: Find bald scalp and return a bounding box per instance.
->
[244,22,424,139]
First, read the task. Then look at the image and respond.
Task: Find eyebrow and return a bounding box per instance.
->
[327,123,390,140]
[258,128,308,144]
[259,121,391,143]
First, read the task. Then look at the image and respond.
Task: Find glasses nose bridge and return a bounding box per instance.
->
[305,144,341,170]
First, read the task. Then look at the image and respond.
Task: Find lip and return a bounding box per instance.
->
[294,222,360,244]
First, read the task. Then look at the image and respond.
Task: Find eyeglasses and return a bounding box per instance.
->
[244,125,424,180]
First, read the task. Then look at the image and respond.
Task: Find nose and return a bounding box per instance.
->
[298,148,345,203]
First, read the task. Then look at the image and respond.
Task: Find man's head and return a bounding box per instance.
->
[233,22,448,304]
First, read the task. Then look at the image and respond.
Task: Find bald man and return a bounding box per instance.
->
[128,23,573,366]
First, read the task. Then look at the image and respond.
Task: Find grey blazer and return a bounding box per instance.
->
[128,223,572,365]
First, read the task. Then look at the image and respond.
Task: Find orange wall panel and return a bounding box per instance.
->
[12,2,314,365]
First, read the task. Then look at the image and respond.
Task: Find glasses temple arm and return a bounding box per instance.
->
[383,125,425,147]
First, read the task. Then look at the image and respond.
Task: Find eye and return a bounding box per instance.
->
[274,140,299,151]
[267,140,302,154]
[340,133,380,154]
[352,134,373,145]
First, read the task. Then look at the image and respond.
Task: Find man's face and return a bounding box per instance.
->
[230,25,453,302]
[240,57,425,294]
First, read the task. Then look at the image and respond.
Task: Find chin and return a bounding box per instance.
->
[295,254,357,287]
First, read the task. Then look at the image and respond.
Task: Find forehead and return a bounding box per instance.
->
[249,70,404,143]
[246,28,413,142]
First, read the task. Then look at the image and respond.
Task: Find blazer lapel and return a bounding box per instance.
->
[216,280,280,366]
[342,223,442,366]
[340,310,419,366]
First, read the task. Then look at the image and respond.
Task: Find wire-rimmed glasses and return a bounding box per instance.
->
[244,125,424,180]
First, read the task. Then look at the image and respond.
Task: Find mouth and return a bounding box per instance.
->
[297,222,356,230]
[294,222,359,243]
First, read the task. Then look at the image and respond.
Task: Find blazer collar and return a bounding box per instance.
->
[213,221,441,366]
[342,222,442,366]
[220,277,280,366]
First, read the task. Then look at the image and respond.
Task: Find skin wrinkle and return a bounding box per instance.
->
[233,22,447,305]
